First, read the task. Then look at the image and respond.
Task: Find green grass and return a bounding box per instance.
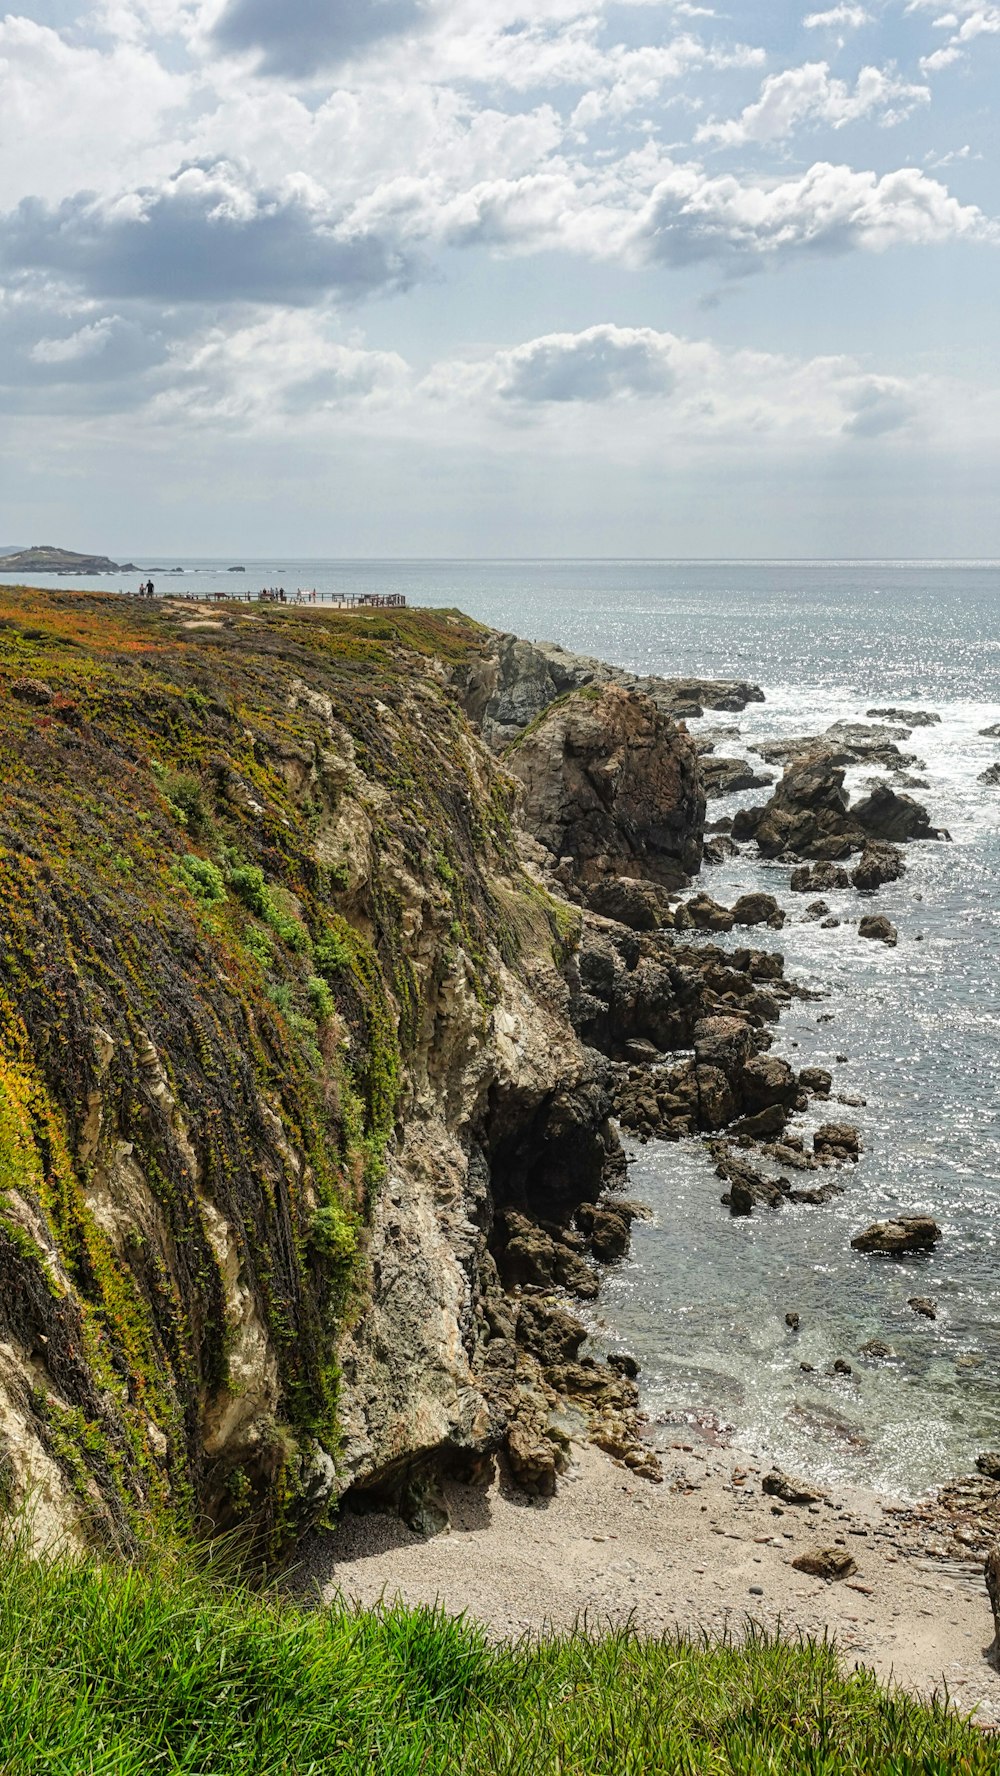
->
[0,1546,996,1775]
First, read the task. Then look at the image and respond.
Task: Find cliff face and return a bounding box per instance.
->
[0,589,769,1556]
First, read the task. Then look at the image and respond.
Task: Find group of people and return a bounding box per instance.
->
[253,587,322,604]
[137,579,156,598]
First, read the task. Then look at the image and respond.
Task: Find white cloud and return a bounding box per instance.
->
[697,61,929,147]
[627,159,991,265]
[921,42,965,65]
[803,5,870,28]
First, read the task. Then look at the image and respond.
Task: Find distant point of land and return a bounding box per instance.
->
[0,545,137,575]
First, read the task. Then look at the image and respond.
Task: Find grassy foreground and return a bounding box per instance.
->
[0,1549,996,1775]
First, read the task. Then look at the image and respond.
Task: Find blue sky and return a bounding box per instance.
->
[2,0,998,555]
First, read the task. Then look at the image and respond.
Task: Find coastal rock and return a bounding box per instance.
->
[987,1547,1000,1662]
[813,1123,861,1163]
[852,783,944,844]
[762,1468,826,1506]
[730,892,785,929]
[757,723,917,772]
[792,1548,857,1580]
[979,763,1000,787]
[701,755,773,798]
[851,843,905,893]
[585,877,670,931]
[790,863,850,893]
[515,1302,588,1367]
[799,1067,832,1098]
[505,683,704,890]
[851,1217,942,1255]
[979,723,1000,739]
[459,630,764,750]
[858,914,897,946]
[673,892,735,933]
[742,755,863,860]
[976,1453,1000,1481]
[908,1296,937,1319]
[859,1338,896,1362]
[703,835,739,865]
[868,707,941,726]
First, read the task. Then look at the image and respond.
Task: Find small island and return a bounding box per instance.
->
[0,544,137,574]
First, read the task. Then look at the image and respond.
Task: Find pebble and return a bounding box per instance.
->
[749,1585,764,1596]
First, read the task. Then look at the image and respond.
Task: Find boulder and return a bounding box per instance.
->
[976,1453,1000,1481]
[673,891,735,933]
[585,878,670,931]
[740,1053,798,1114]
[790,862,850,893]
[693,1016,756,1087]
[578,1202,636,1264]
[785,1312,800,1330]
[908,1296,937,1319]
[516,1302,588,1366]
[867,708,941,727]
[762,1468,826,1505]
[730,1103,788,1140]
[802,899,829,921]
[979,723,1000,739]
[10,676,53,706]
[851,1217,942,1255]
[852,782,943,844]
[701,755,774,798]
[730,892,785,930]
[506,1414,560,1497]
[703,834,739,865]
[799,1067,832,1098]
[792,1548,857,1580]
[979,763,1000,787]
[814,1123,861,1163]
[859,1338,895,1362]
[750,754,862,860]
[858,914,897,946]
[505,683,704,889]
[499,1212,599,1299]
[851,843,905,893]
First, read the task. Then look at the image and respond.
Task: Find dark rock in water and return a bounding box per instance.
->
[586,877,670,931]
[852,782,945,844]
[851,1217,942,1255]
[730,1103,788,1140]
[868,707,941,727]
[832,1358,854,1376]
[859,1339,895,1362]
[730,891,785,929]
[789,1183,842,1204]
[908,1295,937,1319]
[701,755,774,798]
[820,916,841,929]
[751,755,861,860]
[858,913,897,946]
[578,1202,635,1264]
[785,1311,800,1330]
[979,723,1000,739]
[673,891,734,932]
[790,862,850,893]
[703,834,739,865]
[802,898,830,921]
[741,1053,799,1114]
[799,1066,832,1097]
[799,1361,814,1372]
[757,723,916,770]
[851,843,905,893]
[705,814,734,832]
[763,1468,826,1505]
[608,1352,641,1380]
[792,1547,857,1580]
[979,762,1000,787]
[732,803,765,842]
[976,1452,1000,1480]
[813,1123,861,1163]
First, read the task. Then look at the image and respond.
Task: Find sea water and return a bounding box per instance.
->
[9,557,997,1494]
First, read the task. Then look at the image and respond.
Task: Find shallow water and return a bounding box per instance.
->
[9,556,998,1494]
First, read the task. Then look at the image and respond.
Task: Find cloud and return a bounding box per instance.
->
[208,0,429,78]
[697,61,929,146]
[494,324,681,401]
[803,4,869,26]
[841,375,918,435]
[0,160,414,305]
[920,42,965,65]
[628,159,991,265]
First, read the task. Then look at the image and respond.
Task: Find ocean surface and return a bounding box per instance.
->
[8,557,998,1497]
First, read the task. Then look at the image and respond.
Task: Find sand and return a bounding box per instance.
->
[292,1440,1000,1728]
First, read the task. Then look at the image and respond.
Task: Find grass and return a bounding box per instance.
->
[0,1545,996,1775]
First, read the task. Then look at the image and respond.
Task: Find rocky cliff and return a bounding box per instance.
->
[0,589,794,1556]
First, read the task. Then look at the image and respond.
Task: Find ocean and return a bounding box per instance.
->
[8,556,998,1496]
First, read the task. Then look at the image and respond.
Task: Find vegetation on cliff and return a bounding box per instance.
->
[2,1541,995,1775]
[0,588,558,1550]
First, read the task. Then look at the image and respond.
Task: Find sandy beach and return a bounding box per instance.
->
[294,1440,1000,1729]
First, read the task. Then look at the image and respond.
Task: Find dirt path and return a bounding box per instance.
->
[294,1442,1000,1727]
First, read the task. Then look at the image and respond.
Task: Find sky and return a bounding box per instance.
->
[2,0,999,556]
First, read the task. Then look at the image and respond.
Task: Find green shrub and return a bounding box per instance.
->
[242,926,274,968]
[307,976,335,1022]
[175,855,227,906]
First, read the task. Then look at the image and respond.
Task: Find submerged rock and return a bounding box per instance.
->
[979,762,1000,787]
[908,1296,937,1319]
[868,707,941,726]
